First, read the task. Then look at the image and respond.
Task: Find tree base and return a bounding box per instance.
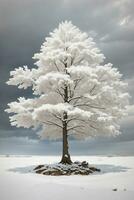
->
[60,154,72,165]
[34,161,100,176]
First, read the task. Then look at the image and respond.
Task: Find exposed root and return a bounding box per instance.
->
[34,161,100,176]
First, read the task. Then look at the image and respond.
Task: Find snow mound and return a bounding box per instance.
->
[34,161,100,175]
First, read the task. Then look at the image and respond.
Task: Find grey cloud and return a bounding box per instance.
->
[127,77,134,98]
[99,41,134,77]
[0,129,38,139]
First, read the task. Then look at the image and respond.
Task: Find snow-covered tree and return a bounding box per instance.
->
[6,21,129,164]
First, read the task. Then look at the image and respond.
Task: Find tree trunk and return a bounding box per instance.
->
[60,112,72,164]
[60,84,72,164]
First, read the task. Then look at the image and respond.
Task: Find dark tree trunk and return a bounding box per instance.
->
[60,112,72,164]
[60,84,72,164]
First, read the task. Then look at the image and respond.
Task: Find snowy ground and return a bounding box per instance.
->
[0,155,134,200]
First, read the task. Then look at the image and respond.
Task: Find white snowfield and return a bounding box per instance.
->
[0,156,134,200]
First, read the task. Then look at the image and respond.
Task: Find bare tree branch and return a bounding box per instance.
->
[42,120,63,129]
[54,61,60,72]
[89,73,106,95]
[68,129,86,136]
[67,124,85,131]
[66,117,80,123]
[59,59,66,67]
[89,124,98,130]
[67,117,86,124]
[55,89,64,100]
[50,112,63,121]
[74,103,105,110]
[70,56,75,66]
[68,95,82,103]
[90,84,97,94]
[73,57,84,65]
[70,78,83,98]
[74,78,82,89]
[68,84,72,98]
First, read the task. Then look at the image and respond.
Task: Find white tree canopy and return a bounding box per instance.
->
[6,21,129,140]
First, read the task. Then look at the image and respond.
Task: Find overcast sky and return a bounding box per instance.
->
[0,0,134,154]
